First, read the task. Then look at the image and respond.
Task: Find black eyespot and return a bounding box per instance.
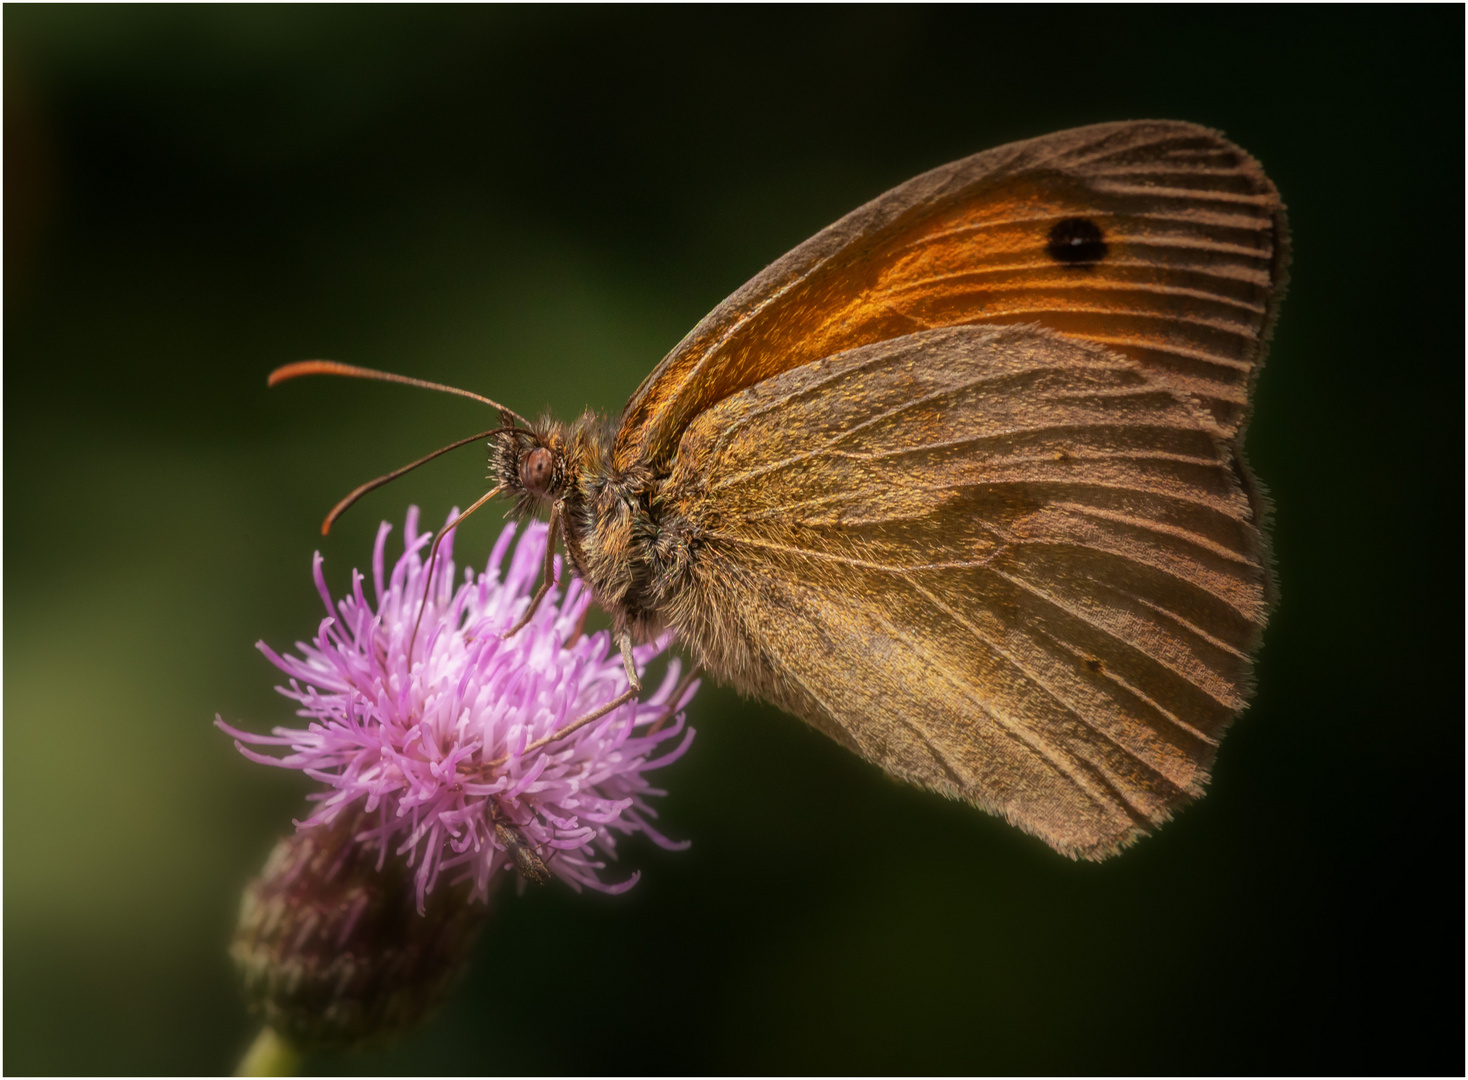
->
[1084,658,1104,673]
[520,447,554,495]
[1047,218,1108,265]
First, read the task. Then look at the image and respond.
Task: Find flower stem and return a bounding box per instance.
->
[235,1027,300,1077]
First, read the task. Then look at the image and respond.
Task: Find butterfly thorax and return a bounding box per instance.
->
[490,410,689,642]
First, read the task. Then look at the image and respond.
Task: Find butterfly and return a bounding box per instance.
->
[273,120,1287,860]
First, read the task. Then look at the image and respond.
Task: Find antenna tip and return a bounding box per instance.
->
[269,360,342,388]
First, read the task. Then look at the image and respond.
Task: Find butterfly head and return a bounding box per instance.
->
[490,422,564,508]
[489,410,616,517]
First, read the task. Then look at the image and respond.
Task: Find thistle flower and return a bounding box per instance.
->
[219,507,698,913]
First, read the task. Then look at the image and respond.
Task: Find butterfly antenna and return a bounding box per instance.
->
[269,359,533,429]
[408,486,503,664]
[319,426,518,536]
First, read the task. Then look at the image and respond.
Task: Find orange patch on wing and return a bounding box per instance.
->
[616,124,1283,471]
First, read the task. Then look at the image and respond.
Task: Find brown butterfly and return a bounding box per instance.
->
[273,120,1287,860]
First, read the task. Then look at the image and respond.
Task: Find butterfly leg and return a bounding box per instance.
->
[479,630,642,768]
[619,629,643,693]
[539,631,642,740]
[503,500,563,640]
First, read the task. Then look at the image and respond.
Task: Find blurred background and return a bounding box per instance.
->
[5,7,1463,1075]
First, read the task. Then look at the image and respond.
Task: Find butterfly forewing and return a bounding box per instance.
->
[616,121,1285,470]
[659,325,1268,857]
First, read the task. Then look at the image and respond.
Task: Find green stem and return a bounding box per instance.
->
[235,1027,301,1077]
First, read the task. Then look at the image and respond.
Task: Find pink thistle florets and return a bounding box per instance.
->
[218,507,698,911]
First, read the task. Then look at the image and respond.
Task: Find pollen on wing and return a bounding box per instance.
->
[218,510,698,911]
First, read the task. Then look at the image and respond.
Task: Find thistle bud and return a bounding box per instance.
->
[231,811,486,1051]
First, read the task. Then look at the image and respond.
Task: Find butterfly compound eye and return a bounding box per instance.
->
[519,446,554,496]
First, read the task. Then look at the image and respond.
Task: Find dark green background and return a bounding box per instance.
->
[6,7,1463,1075]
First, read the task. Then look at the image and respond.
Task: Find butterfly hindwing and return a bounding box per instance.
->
[658,324,1268,857]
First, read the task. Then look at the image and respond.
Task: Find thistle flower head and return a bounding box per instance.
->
[219,507,697,911]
